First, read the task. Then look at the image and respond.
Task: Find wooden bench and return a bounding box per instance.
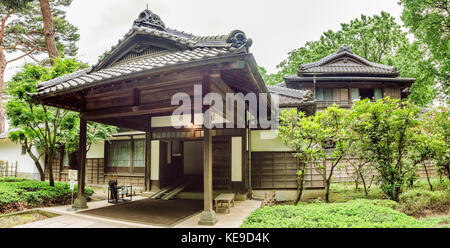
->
[214,193,235,214]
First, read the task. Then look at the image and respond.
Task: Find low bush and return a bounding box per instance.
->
[0,178,94,214]
[241,201,441,228]
[398,189,450,216]
[347,199,398,209]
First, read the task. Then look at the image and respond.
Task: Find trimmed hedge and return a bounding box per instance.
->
[0,178,94,214]
[241,201,442,228]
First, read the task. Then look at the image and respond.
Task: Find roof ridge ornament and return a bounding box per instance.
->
[226,30,252,50]
[133,9,166,31]
[337,44,352,54]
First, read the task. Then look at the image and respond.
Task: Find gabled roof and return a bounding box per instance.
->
[30,9,253,98]
[298,45,398,77]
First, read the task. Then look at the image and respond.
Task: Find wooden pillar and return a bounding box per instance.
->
[198,127,217,225]
[198,75,217,225]
[144,132,152,192]
[73,115,88,209]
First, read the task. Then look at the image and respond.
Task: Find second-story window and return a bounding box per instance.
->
[316,88,348,101]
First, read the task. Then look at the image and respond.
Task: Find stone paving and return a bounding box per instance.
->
[14,196,261,228]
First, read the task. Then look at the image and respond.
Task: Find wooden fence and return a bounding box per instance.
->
[0,160,18,177]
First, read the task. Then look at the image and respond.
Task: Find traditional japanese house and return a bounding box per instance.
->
[28,9,316,225]
[278,45,415,110]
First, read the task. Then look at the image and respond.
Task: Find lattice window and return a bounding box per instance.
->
[107,140,131,167]
[133,139,145,167]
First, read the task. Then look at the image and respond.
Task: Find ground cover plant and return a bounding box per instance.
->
[0,177,93,214]
[241,201,448,228]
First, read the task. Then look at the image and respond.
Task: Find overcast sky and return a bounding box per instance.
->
[5,0,405,80]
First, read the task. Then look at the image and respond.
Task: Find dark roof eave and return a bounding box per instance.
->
[284,75,415,84]
[30,53,255,102]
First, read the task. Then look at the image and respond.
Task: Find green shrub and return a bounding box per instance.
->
[0,177,27,183]
[398,189,450,216]
[0,179,94,213]
[241,202,439,228]
[348,199,398,209]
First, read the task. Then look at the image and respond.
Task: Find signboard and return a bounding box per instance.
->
[70,180,75,190]
[68,169,78,181]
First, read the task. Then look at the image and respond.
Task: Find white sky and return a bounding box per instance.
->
[4,0,405,80]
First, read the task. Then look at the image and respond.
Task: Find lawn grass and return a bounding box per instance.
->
[0,177,94,214]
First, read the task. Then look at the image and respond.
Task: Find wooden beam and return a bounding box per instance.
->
[81,99,200,120]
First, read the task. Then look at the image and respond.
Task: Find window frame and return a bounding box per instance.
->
[105,138,145,174]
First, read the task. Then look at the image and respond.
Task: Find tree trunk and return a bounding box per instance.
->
[0,46,6,134]
[294,168,306,205]
[24,141,45,181]
[423,163,433,191]
[45,152,55,186]
[39,0,58,64]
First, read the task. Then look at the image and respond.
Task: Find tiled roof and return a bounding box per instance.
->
[298,45,398,76]
[30,9,253,98]
[267,85,313,106]
[33,47,236,97]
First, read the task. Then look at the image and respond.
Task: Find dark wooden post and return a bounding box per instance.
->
[145,131,152,192]
[198,75,218,225]
[73,115,88,209]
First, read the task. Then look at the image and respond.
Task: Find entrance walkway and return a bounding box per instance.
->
[14,196,260,228]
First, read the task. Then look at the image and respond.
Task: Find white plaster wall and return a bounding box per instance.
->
[250,130,293,152]
[0,139,42,180]
[231,137,242,182]
[151,140,160,180]
[87,142,104,158]
[183,141,203,175]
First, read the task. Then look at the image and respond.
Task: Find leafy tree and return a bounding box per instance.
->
[279,105,351,203]
[269,12,406,81]
[399,0,449,104]
[279,110,319,204]
[423,107,449,181]
[0,0,79,132]
[344,141,375,197]
[6,58,116,186]
[350,98,421,201]
[385,41,437,106]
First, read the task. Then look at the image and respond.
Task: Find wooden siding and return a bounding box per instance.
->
[383,88,401,99]
[212,138,231,190]
[251,152,301,189]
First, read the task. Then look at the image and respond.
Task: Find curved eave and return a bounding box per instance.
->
[30,53,266,102]
[285,75,415,84]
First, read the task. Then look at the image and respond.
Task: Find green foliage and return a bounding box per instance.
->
[5,58,116,182]
[399,0,449,104]
[263,11,439,106]
[0,178,93,213]
[347,199,399,210]
[1,0,79,59]
[398,189,450,216]
[422,108,450,179]
[349,98,421,201]
[241,201,439,228]
[279,105,352,202]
